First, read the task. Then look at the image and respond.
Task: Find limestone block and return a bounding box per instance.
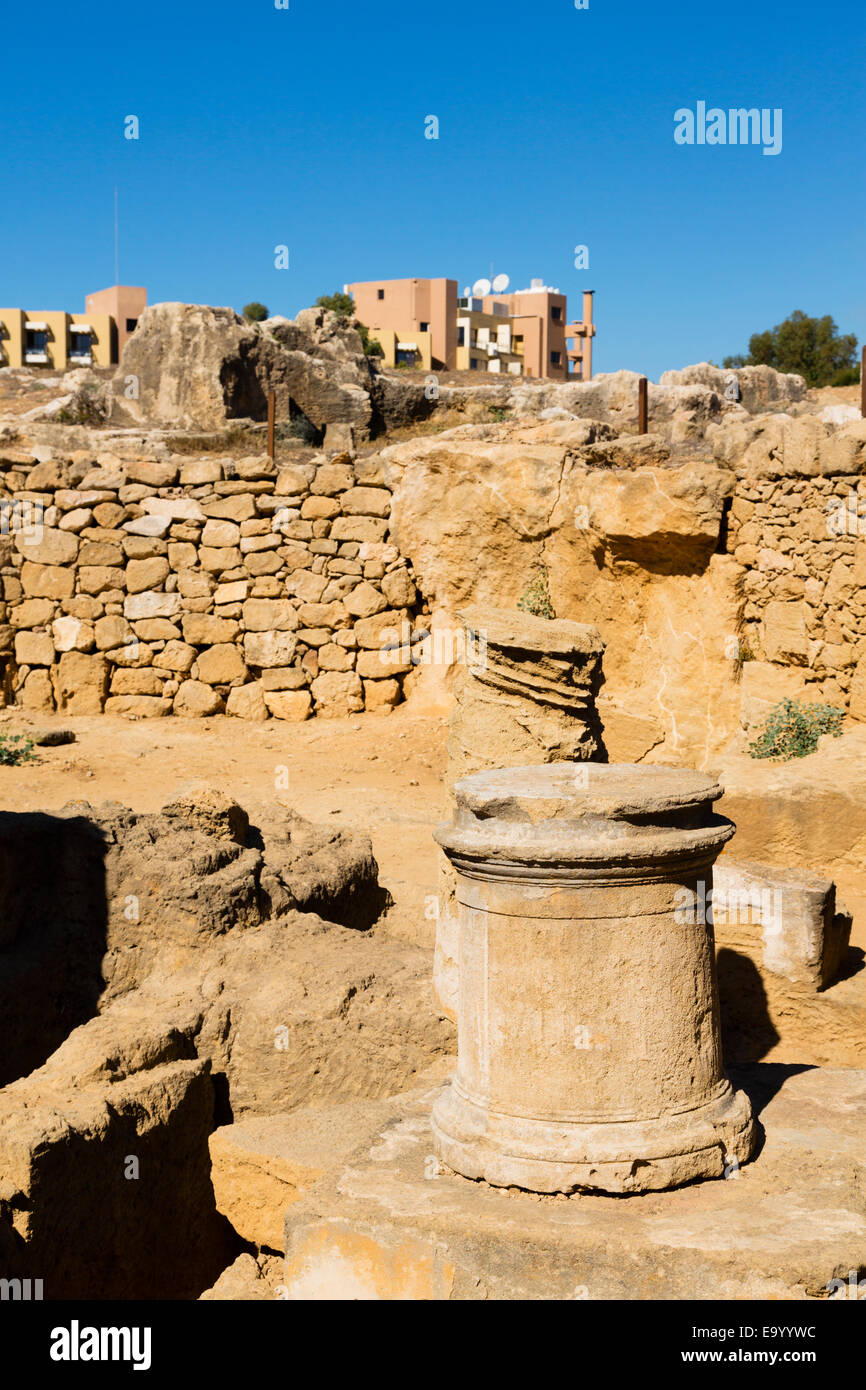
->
[242,599,298,632]
[261,667,309,691]
[125,557,170,594]
[381,567,416,608]
[311,462,354,496]
[52,651,108,713]
[52,616,95,653]
[202,519,241,548]
[110,668,165,696]
[19,668,55,711]
[182,614,238,645]
[14,631,55,666]
[11,598,55,628]
[311,670,363,715]
[103,695,173,717]
[363,678,400,711]
[263,690,312,720]
[343,581,387,619]
[761,600,808,664]
[173,680,225,717]
[79,541,124,567]
[124,591,181,621]
[226,682,269,721]
[141,495,205,521]
[244,631,298,668]
[353,609,408,650]
[80,566,127,595]
[199,546,242,573]
[713,858,850,990]
[14,526,79,565]
[20,562,74,599]
[330,516,390,544]
[195,644,249,687]
[160,640,197,673]
[340,487,391,518]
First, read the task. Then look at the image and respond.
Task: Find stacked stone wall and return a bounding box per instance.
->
[727,473,866,708]
[0,448,422,719]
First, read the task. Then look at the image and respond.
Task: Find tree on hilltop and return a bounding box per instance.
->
[315,291,355,318]
[724,310,858,387]
[242,302,269,322]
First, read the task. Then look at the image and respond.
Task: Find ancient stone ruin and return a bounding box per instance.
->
[432,764,756,1195]
[0,338,864,1305]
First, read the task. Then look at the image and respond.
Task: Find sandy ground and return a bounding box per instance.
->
[0,707,449,951]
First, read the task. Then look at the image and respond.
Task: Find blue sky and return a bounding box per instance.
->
[1,0,862,379]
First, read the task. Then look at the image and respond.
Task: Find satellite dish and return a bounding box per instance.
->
[472,277,492,297]
[462,286,471,297]
[492,273,510,293]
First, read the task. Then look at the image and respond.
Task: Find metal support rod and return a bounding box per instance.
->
[267,390,276,460]
[638,376,648,435]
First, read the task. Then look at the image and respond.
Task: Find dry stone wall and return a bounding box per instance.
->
[0,448,422,719]
[719,414,866,718]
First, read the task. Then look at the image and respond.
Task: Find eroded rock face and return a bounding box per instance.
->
[0,1012,237,1299]
[660,362,807,413]
[385,428,743,762]
[0,786,454,1299]
[0,786,387,1085]
[109,303,376,434]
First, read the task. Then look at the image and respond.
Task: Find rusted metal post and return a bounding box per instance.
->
[861,347,866,419]
[267,390,276,460]
[638,376,648,435]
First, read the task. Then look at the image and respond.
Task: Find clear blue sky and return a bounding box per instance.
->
[1,0,862,379]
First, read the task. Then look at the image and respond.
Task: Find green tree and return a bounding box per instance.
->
[724,310,858,387]
[242,302,269,322]
[315,291,355,318]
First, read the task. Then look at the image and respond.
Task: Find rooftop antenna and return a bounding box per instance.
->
[114,187,119,285]
[492,273,510,294]
[472,277,492,298]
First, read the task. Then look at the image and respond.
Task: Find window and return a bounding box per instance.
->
[420,321,429,332]
[469,357,479,370]
[25,329,48,360]
[377,289,385,300]
[457,326,465,346]
[551,306,562,321]
[550,350,562,365]
[126,318,138,333]
[69,331,91,359]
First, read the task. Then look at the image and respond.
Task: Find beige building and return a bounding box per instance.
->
[346,275,595,380]
[346,278,457,371]
[0,285,147,370]
[85,285,147,359]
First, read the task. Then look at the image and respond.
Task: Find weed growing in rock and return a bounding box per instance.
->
[517,568,554,620]
[0,733,35,765]
[748,698,844,762]
[57,384,106,427]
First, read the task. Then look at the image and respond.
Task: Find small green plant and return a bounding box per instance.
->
[517,568,554,620]
[488,405,510,422]
[748,698,844,762]
[58,383,106,427]
[0,733,35,766]
[243,302,269,322]
[355,323,384,357]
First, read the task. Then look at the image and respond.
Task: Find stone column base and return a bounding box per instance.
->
[431,1078,756,1195]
